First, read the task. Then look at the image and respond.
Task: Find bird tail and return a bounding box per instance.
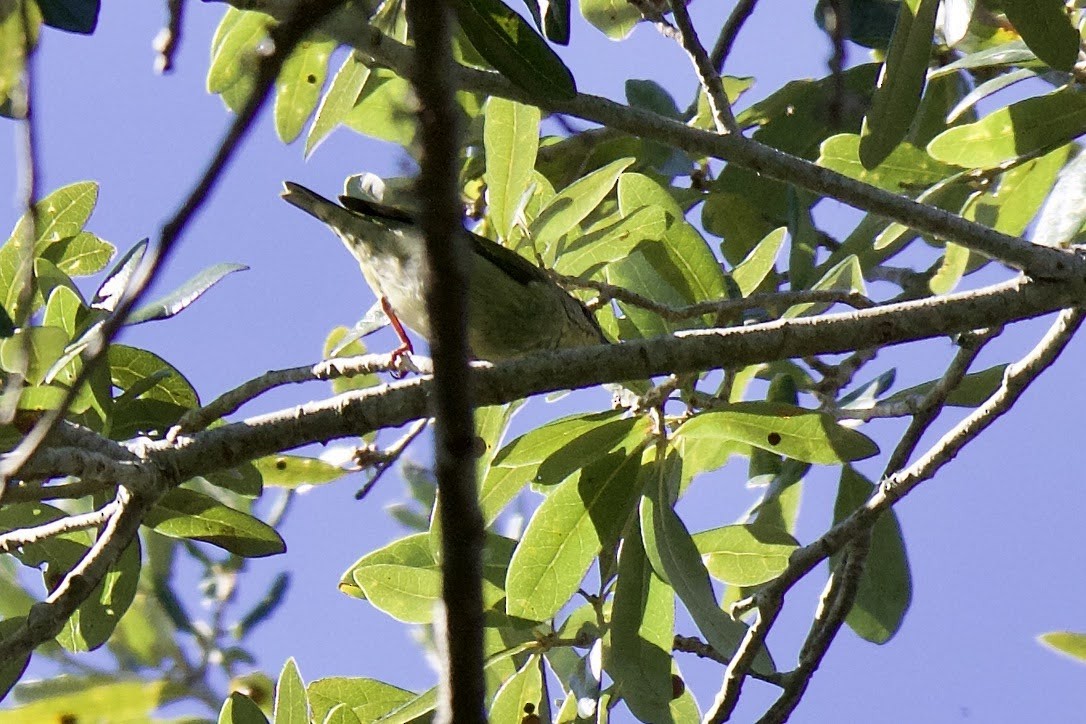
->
[281,181,360,231]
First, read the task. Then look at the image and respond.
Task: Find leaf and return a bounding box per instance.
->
[819,133,957,192]
[1031,148,1086,248]
[324,703,362,724]
[694,524,799,587]
[676,404,879,465]
[308,677,415,723]
[580,0,640,40]
[1038,632,1086,664]
[929,39,1039,79]
[41,231,114,276]
[207,10,272,96]
[91,238,147,312]
[732,227,786,296]
[552,206,667,278]
[251,454,348,488]
[219,691,270,724]
[608,525,674,724]
[234,572,290,638]
[639,449,775,674]
[455,0,577,101]
[505,423,648,620]
[38,0,99,34]
[0,680,167,723]
[41,279,85,342]
[928,241,969,294]
[275,34,335,143]
[342,69,416,146]
[274,658,309,724]
[532,157,634,255]
[489,654,544,722]
[127,262,247,325]
[480,410,632,524]
[143,487,286,558]
[962,142,1070,237]
[56,536,140,652]
[927,88,1086,168]
[0,326,68,384]
[883,364,1007,407]
[1000,0,1078,72]
[306,52,372,157]
[109,344,199,408]
[946,68,1034,124]
[484,97,541,240]
[522,0,570,44]
[13,180,99,249]
[626,79,680,119]
[859,0,940,168]
[832,467,911,643]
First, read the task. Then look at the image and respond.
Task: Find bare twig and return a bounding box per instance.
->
[0,503,117,554]
[154,0,186,73]
[668,0,739,132]
[710,0,760,74]
[706,595,782,721]
[354,417,430,500]
[628,0,681,40]
[171,352,422,436]
[672,634,785,686]
[402,0,485,720]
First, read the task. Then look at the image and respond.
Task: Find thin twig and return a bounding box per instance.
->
[705,596,782,721]
[672,634,785,686]
[171,352,422,436]
[710,0,760,74]
[558,273,874,321]
[628,0,681,40]
[355,417,430,500]
[154,0,186,73]
[0,0,349,499]
[0,503,117,554]
[667,0,739,132]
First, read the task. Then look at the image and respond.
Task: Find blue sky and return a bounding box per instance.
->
[2,2,1085,721]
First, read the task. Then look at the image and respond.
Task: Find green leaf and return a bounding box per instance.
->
[342,69,416,147]
[928,241,969,294]
[639,450,775,674]
[608,525,674,724]
[947,68,1034,124]
[38,0,99,34]
[0,617,30,699]
[57,535,141,652]
[882,364,1007,407]
[1031,147,1086,248]
[484,97,541,240]
[0,326,68,384]
[455,0,577,101]
[505,423,648,620]
[532,157,634,254]
[0,680,167,723]
[819,134,957,192]
[480,410,632,524]
[308,677,415,723]
[1000,0,1078,72]
[1039,632,1086,663]
[927,88,1086,168]
[41,231,114,276]
[143,487,286,558]
[962,142,1070,237]
[109,344,199,408]
[732,227,786,296]
[626,79,680,119]
[522,0,570,44]
[275,34,335,143]
[307,53,372,157]
[489,654,543,722]
[552,206,667,278]
[859,0,940,168]
[832,467,911,643]
[580,0,640,40]
[207,10,272,96]
[14,180,99,249]
[234,572,290,638]
[128,262,247,325]
[676,404,879,465]
[91,238,147,312]
[324,703,362,724]
[219,691,270,724]
[339,532,433,600]
[251,454,348,488]
[785,254,865,317]
[694,524,799,587]
[274,657,309,724]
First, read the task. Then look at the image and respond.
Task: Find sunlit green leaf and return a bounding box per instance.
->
[694,524,799,587]
[306,52,372,156]
[252,454,348,488]
[143,488,286,558]
[0,680,166,723]
[308,677,416,723]
[275,34,335,143]
[219,691,270,724]
[580,0,639,39]
[109,344,199,408]
[1039,632,1086,663]
[485,97,541,240]
[274,657,309,724]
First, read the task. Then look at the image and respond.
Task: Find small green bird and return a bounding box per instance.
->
[281,181,605,362]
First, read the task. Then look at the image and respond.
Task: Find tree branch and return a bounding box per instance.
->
[667,0,739,132]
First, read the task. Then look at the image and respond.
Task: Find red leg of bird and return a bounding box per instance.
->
[381,296,414,379]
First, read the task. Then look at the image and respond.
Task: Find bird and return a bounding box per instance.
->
[281,180,606,364]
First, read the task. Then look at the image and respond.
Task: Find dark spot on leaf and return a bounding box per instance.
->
[523,702,535,714]
[767,432,782,446]
[307,74,317,84]
[471,436,488,458]
[60,715,78,724]
[671,673,686,699]
[275,458,288,470]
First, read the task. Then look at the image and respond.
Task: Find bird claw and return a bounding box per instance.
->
[388,343,415,379]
